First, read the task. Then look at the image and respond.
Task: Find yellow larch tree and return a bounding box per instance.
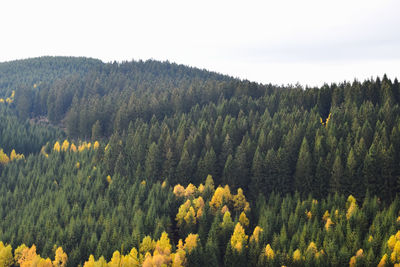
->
[53,141,61,152]
[121,248,139,267]
[83,255,107,267]
[70,143,77,152]
[306,242,318,256]
[83,255,95,267]
[53,247,68,267]
[183,206,196,226]
[155,232,172,255]
[349,249,364,267]
[322,210,330,221]
[171,239,186,267]
[293,249,301,262]
[18,244,39,267]
[141,232,172,267]
[378,254,388,267]
[173,184,185,198]
[391,241,400,264]
[249,226,263,243]
[0,241,13,267]
[233,188,249,213]
[108,251,121,267]
[265,244,275,260]
[184,184,197,198]
[230,223,248,253]
[239,212,249,228]
[14,244,27,263]
[388,235,397,250]
[325,218,334,231]
[210,186,231,212]
[176,200,191,226]
[306,210,312,220]
[9,149,17,161]
[197,184,205,194]
[184,234,199,253]
[346,195,358,219]
[139,236,155,255]
[61,140,70,152]
[36,257,53,267]
[193,196,204,218]
[0,149,10,165]
[93,141,100,150]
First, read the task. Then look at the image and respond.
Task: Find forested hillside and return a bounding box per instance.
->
[0,57,399,266]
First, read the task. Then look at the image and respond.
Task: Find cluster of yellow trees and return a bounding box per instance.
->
[83,232,198,267]
[173,177,265,255]
[53,140,99,153]
[0,233,199,267]
[0,148,24,165]
[173,176,250,219]
[0,90,15,104]
[0,242,67,267]
[382,229,400,266]
[40,140,100,158]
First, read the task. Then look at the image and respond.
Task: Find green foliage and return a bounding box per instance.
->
[1,57,400,266]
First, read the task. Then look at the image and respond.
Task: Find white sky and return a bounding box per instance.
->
[0,0,399,86]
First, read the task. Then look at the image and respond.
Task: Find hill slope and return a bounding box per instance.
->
[0,57,399,266]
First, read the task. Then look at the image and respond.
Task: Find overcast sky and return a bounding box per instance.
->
[1,0,399,86]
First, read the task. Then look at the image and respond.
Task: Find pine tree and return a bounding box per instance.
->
[295,137,312,195]
[330,152,343,194]
[145,142,161,183]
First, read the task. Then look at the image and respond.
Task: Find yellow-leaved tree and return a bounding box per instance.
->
[176,200,191,227]
[93,141,100,150]
[184,184,197,198]
[139,236,155,256]
[0,149,10,165]
[249,226,263,244]
[53,142,61,152]
[83,255,107,267]
[230,223,248,253]
[142,232,172,267]
[9,149,18,161]
[293,249,302,262]
[9,149,24,161]
[233,188,249,212]
[346,195,358,219]
[53,247,68,267]
[184,234,199,253]
[239,212,249,228]
[108,251,121,267]
[0,241,13,267]
[70,143,77,152]
[61,140,70,152]
[210,186,231,212]
[120,248,140,267]
[173,184,185,198]
[265,244,275,260]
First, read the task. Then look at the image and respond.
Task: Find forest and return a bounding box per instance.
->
[0,56,400,266]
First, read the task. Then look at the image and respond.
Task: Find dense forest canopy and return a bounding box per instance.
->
[0,57,399,266]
